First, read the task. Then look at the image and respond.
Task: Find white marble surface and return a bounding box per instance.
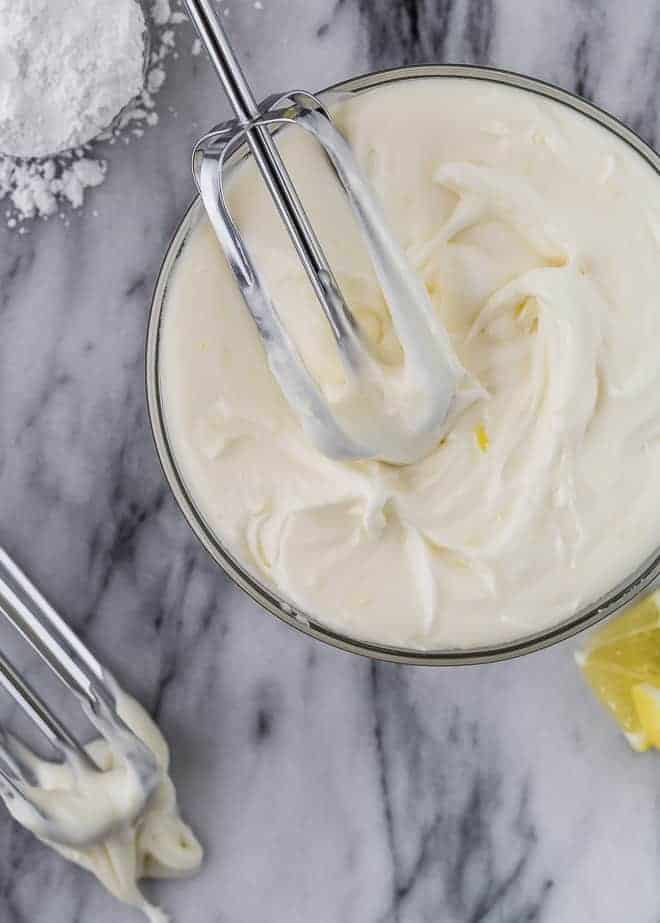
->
[1,1,660,920]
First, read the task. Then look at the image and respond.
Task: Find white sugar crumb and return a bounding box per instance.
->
[147,67,167,94]
[61,159,107,208]
[71,158,107,188]
[151,0,171,26]
[1,0,190,229]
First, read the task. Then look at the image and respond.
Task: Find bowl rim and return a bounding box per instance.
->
[146,62,660,666]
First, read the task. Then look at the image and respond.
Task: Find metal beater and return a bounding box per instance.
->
[0,548,159,847]
[183,0,460,465]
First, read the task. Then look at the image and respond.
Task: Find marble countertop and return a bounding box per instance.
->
[1,1,659,920]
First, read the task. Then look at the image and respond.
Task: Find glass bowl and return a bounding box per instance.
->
[146,64,660,666]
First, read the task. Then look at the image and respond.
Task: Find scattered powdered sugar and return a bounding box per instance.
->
[0,0,191,230]
[3,157,107,223]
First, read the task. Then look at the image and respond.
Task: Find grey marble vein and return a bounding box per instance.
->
[1,1,660,921]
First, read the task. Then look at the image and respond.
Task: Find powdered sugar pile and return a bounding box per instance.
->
[0,0,189,229]
[0,0,147,159]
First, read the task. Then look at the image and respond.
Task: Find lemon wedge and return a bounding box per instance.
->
[577,590,660,751]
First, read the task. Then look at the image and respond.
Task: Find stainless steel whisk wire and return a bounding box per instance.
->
[183,0,459,465]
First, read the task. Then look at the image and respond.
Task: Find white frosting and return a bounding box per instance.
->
[6,690,202,922]
[160,77,660,649]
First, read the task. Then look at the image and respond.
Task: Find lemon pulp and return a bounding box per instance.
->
[577,590,660,751]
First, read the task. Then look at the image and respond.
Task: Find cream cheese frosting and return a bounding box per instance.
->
[6,688,202,922]
[159,77,660,649]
